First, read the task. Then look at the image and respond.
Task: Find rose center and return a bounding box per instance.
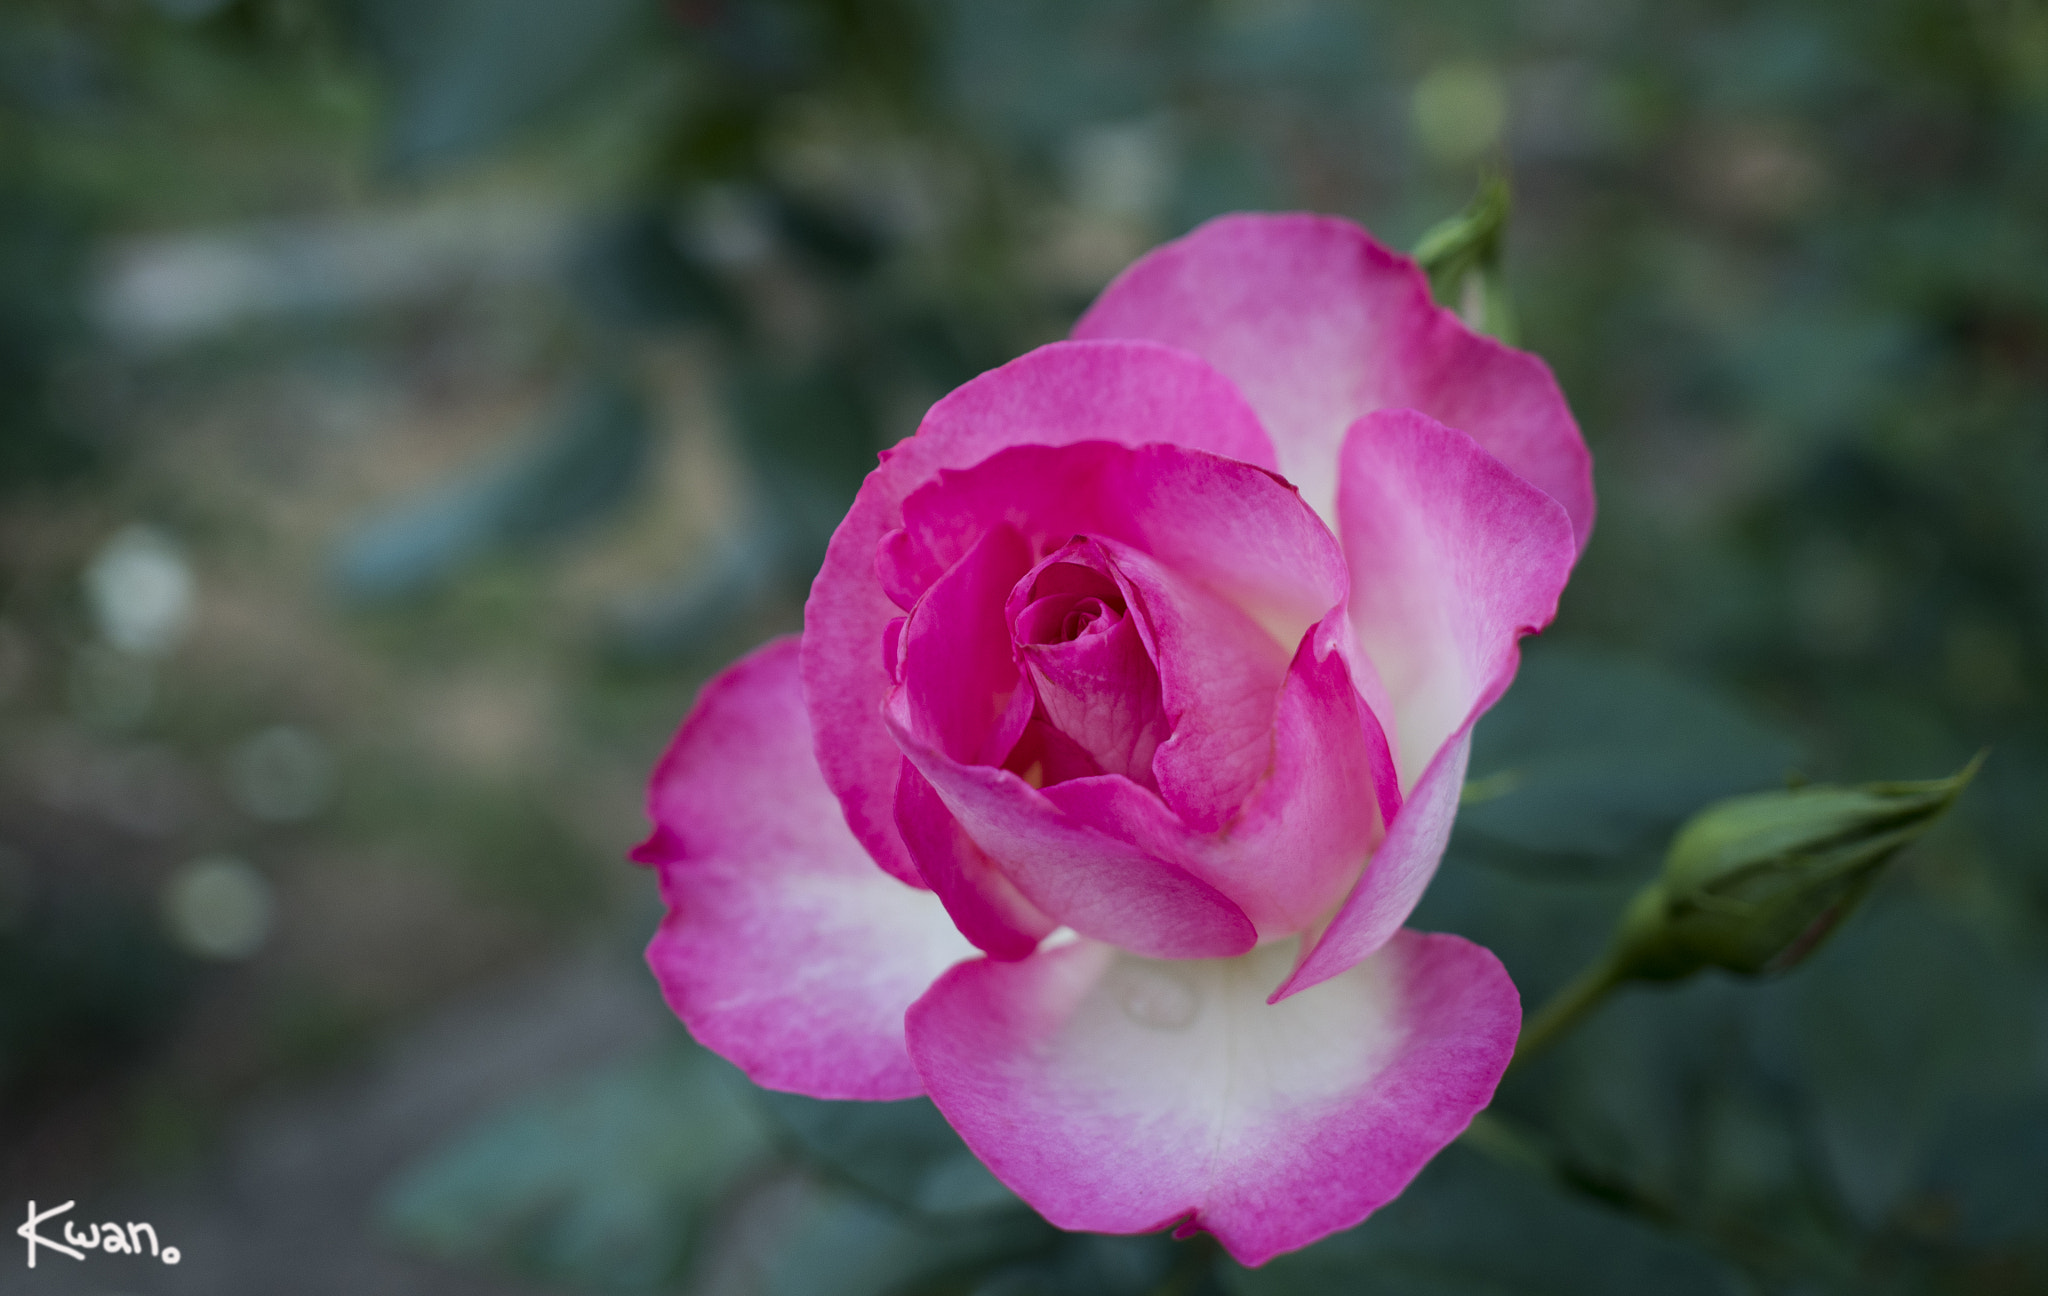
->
[1000,544,1169,790]
[1012,562,1127,646]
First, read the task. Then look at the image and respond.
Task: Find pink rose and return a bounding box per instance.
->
[633,214,1592,1264]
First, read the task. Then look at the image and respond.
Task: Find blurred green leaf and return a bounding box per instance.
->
[1924,1093,2048,1250]
[571,204,739,333]
[1224,1143,1744,1296]
[1520,976,1790,1227]
[0,177,99,493]
[382,1040,774,1293]
[968,1233,1191,1296]
[764,1185,1057,1296]
[1457,647,1803,879]
[769,186,890,276]
[345,0,659,173]
[1409,856,1637,1006]
[761,1092,1022,1219]
[333,371,652,600]
[724,357,879,552]
[0,880,191,1110]
[1751,902,2042,1228]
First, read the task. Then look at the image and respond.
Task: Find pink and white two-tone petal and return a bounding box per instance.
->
[637,638,974,1100]
[1339,409,1578,788]
[1278,728,1472,1002]
[639,210,1597,1266]
[1275,409,1576,1000]
[803,341,1279,889]
[1074,212,1595,549]
[907,931,1520,1267]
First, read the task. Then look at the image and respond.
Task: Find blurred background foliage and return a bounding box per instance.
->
[1,0,2044,1292]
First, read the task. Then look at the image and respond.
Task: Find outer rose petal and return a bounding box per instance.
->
[1274,410,1575,999]
[907,931,1519,1267]
[804,341,1279,886]
[1337,409,1577,787]
[1276,727,1470,1002]
[637,637,975,1100]
[1074,212,1595,549]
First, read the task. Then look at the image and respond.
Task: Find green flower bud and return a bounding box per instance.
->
[1608,754,1983,982]
[1411,175,1518,343]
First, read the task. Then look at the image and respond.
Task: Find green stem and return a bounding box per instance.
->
[1459,1109,1556,1178]
[1509,953,1627,1074]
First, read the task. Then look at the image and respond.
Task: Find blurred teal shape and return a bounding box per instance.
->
[332,372,651,601]
[1754,899,2039,1230]
[762,1176,1195,1296]
[381,1040,773,1292]
[1226,1142,1744,1296]
[603,520,789,664]
[1457,647,1804,878]
[938,0,1176,149]
[759,1091,1022,1219]
[1924,1093,2048,1249]
[345,0,659,174]
[722,358,877,568]
[570,205,741,334]
[382,1045,1192,1295]
[762,1188,1056,1296]
[601,355,880,661]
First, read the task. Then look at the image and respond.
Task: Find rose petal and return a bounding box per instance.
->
[1042,609,1389,939]
[1272,409,1576,997]
[638,637,975,1100]
[1008,541,1169,787]
[1091,537,1293,831]
[896,441,1346,667]
[1275,726,1471,1002]
[1004,712,1110,786]
[897,759,1055,961]
[898,523,1034,765]
[1337,408,1577,788]
[907,930,1519,1267]
[805,340,1280,887]
[1074,212,1595,548]
[887,708,1258,960]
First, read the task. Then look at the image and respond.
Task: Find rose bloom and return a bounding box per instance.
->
[633,215,1593,1265]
